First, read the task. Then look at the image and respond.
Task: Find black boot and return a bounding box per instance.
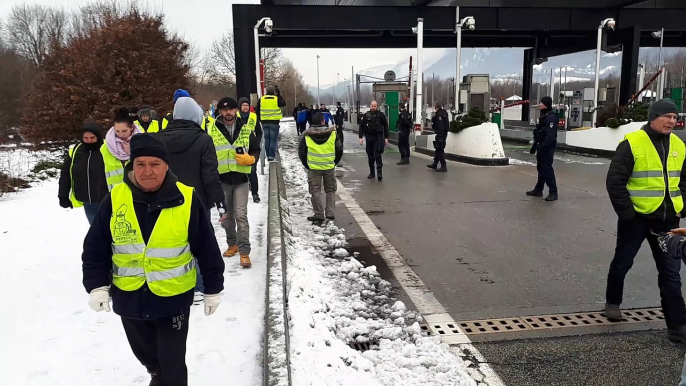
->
[545,193,559,201]
[396,159,405,165]
[377,169,383,181]
[427,163,437,170]
[367,168,375,179]
[435,166,447,172]
[526,189,543,197]
[252,193,260,203]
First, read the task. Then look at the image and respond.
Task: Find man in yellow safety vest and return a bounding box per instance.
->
[605,99,686,341]
[298,112,343,222]
[255,85,286,161]
[135,105,161,133]
[207,97,261,268]
[82,134,225,385]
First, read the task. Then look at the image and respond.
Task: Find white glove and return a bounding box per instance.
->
[88,286,111,312]
[204,293,222,316]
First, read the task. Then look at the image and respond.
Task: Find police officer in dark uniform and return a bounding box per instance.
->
[526,96,558,201]
[359,100,389,181]
[427,101,449,172]
[396,102,413,165]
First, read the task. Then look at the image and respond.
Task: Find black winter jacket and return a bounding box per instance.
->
[58,142,108,205]
[533,110,558,151]
[359,110,389,139]
[397,110,413,134]
[606,125,686,223]
[213,116,261,185]
[432,108,450,141]
[335,107,345,126]
[151,119,224,209]
[298,125,343,169]
[82,168,225,320]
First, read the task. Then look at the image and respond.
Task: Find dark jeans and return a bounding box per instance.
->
[248,164,258,196]
[606,217,686,328]
[263,123,280,160]
[433,136,446,168]
[84,202,99,225]
[398,131,411,160]
[297,122,307,135]
[534,146,557,194]
[365,135,384,171]
[121,309,190,386]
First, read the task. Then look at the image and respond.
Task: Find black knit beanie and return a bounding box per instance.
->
[649,99,678,123]
[130,134,169,164]
[540,96,553,110]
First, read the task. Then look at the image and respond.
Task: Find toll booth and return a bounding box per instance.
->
[372,82,407,133]
[458,74,491,113]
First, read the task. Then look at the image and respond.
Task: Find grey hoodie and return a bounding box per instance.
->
[173,97,204,127]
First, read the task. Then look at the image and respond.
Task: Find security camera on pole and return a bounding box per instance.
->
[592,18,615,127]
[454,7,476,115]
[254,17,273,98]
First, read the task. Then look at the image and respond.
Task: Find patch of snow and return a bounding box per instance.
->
[1,173,269,384]
[278,125,478,386]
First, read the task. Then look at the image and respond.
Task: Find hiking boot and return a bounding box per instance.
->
[253,194,261,203]
[193,292,203,305]
[307,216,325,222]
[604,303,622,321]
[367,170,375,179]
[545,193,559,201]
[240,254,252,268]
[435,167,447,173]
[668,325,686,343]
[526,189,543,197]
[427,163,437,170]
[223,245,239,257]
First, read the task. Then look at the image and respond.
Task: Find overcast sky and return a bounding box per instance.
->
[0,0,442,87]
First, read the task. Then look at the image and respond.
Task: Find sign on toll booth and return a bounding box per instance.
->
[384,71,396,82]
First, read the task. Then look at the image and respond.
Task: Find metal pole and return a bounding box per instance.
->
[316,55,321,105]
[658,28,664,99]
[335,73,339,106]
[414,18,424,146]
[593,24,603,127]
[455,6,461,113]
[431,73,435,105]
[294,76,297,106]
[499,98,505,131]
[550,69,555,99]
[351,66,355,112]
[253,24,262,98]
[638,64,645,102]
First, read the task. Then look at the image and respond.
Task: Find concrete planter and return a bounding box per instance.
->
[565,122,646,152]
[416,122,509,166]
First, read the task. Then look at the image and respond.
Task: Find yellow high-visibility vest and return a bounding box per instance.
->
[135,120,160,133]
[206,116,255,175]
[100,142,128,191]
[67,144,84,208]
[625,129,685,214]
[305,132,336,170]
[259,95,283,121]
[110,182,196,297]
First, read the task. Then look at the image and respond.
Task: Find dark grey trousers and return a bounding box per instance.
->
[307,168,336,218]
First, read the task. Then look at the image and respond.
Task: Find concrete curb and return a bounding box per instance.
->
[502,136,614,158]
[264,158,292,386]
[414,146,510,166]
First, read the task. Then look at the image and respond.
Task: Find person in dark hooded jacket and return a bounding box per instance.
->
[58,122,109,224]
[238,97,263,203]
[298,113,343,222]
[526,96,558,201]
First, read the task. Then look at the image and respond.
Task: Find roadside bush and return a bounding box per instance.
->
[0,171,30,196]
[606,117,620,129]
[449,106,488,133]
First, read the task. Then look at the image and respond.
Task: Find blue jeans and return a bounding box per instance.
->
[263,123,280,160]
[84,203,99,225]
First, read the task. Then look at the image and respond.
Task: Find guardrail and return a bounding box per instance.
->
[264,156,292,386]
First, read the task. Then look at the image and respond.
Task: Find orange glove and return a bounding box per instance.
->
[235,153,255,166]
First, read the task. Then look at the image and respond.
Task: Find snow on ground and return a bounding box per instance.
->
[278,123,477,386]
[0,147,62,179]
[1,170,269,385]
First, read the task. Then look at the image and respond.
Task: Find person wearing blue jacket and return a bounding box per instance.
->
[296,103,308,135]
[526,96,558,201]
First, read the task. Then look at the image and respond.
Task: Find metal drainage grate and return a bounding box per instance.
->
[419,308,664,335]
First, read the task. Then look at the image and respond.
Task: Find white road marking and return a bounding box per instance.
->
[336,181,505,386]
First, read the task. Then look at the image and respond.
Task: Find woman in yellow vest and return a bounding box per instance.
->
[102,108,142,191]
[82,134,226,386]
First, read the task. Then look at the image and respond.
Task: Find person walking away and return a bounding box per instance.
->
[152,96,226,304]
[239,97,263,203]
[256,86,286,161]
[296,104,309,136]
[82,134,225,386]
[307,105,318,127]
[162,89,191,129]
[129,106,139,123]
[396,102,413,165]
[526,96,558,201]
[299,113,343,222]
[102,108,143,191]
[208,97,261,267]
[604,99,686,341]
[335,101,345,144]
[58,122,109,224]
[427,101,449,172]
[359,101,389,181]
[135,105,161,133]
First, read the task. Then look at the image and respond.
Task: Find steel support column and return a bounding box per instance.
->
[619,26,640,106]
[234,14,258,99]
[521,48,534,122]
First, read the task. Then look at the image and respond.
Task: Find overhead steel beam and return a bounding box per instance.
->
[606,0,646,7]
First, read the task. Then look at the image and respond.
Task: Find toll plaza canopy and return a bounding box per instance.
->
[233,0,686,114]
